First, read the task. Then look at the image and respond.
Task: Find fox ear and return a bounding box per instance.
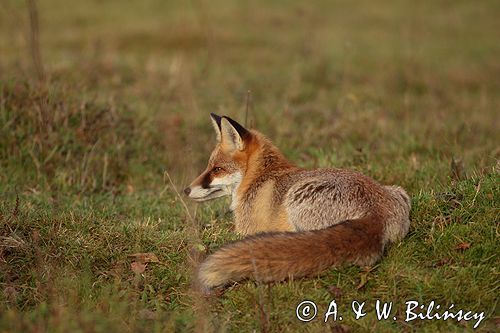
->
[220,116,250,151]
[210,113,222,142]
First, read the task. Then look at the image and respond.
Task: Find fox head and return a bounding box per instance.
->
[183,114,253,202]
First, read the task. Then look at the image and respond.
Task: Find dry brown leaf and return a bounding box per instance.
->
[130,261,146,274]
[129,252,159,264]
[455,242,471,251]
[434,257,452,267]
[328,285,343,298]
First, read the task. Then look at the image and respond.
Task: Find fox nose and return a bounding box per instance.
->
[183,187,191,196]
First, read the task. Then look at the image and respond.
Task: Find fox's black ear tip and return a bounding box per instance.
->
[210,113,222,129]
[221,116,249,137]
[221,115,235,123]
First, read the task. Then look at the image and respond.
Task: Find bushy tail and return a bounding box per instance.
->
[198,215,385,291]
[383,185,411,243]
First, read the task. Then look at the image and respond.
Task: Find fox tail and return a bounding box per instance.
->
[198,215,386,291]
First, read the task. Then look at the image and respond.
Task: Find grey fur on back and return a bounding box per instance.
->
[381,185,411,243]
[282,169,410,244]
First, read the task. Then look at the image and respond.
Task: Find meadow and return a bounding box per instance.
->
[0,0,499,332]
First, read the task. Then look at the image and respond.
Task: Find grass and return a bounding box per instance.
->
[0,0,499,332]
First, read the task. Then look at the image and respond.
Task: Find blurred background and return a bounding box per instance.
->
[1,0,498,189]
[0,1,499,332]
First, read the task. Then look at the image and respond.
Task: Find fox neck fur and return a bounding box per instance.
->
[230,132,299,234]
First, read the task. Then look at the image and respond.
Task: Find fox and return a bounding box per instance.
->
[184,113,411,292]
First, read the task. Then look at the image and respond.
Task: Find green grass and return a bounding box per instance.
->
[1,0,499,332]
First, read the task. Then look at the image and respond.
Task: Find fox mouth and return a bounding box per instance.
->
[186,171,241,202]
[189,188,225,202]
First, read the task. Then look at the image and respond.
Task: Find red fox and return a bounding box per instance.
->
[184,114,411,291]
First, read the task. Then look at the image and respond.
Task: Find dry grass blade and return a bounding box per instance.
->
[0,235,26,249]
[26,0,45,81]
[163,170,213,333]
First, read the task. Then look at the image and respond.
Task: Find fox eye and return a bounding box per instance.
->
[212,167,223,174]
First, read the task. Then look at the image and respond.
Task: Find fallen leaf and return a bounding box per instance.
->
[493,316,500,328]
[328,286,343,298]
[455,242,471,251]
[130,261,146,274]
[129,253,159,264]
[433,257,452,267]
